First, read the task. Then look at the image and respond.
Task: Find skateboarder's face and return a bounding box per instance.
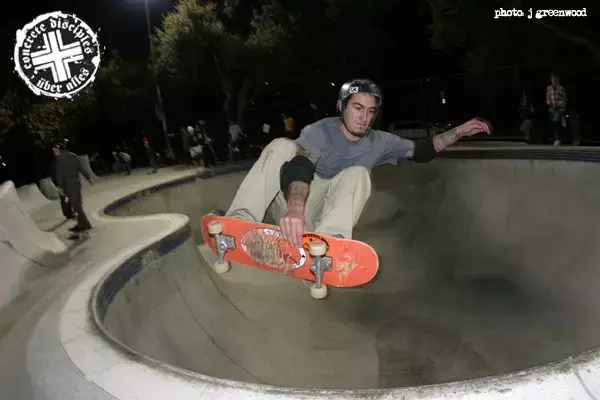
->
[343,93,378,137]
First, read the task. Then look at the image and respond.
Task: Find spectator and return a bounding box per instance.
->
[546,72,567,146]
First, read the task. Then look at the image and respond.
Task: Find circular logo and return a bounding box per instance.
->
[13,11,101,99]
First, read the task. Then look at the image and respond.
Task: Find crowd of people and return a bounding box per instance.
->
[175,113,300,169]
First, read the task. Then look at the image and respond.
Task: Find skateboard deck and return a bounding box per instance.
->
[200,214,379,289]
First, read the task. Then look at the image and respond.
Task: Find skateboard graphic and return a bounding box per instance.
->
[200,214,379,299]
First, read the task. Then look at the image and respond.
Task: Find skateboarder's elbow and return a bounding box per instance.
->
[411,139,437,163]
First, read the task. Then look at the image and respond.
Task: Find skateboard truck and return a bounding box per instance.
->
[308,240,332,299]
[207,221,235,274]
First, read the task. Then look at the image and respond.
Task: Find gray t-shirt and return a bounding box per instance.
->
[295,117,415,179]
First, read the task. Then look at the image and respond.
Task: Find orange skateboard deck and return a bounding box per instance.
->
[200,214,379,291]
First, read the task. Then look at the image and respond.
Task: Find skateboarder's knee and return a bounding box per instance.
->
[343,165,369,176]
[263,137,298,156]
[333,166,371,199]
[338,166,371,187]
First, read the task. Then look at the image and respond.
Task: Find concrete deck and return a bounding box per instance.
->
[2,146,600,399]
[0,166,200,399]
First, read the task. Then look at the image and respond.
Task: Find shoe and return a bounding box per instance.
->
[210,209,226,216]
[70,225,92,232]
[553,140,561,146]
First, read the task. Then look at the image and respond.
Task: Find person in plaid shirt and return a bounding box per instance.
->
[546,72,568,145]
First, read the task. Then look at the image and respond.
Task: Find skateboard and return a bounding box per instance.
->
[200,214,379,299]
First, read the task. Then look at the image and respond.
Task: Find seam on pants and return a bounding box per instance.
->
[259,149,273,173]
[260,149,274,218]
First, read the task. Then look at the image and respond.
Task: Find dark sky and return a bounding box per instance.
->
[0,0,174,80]
[2,1,598,90]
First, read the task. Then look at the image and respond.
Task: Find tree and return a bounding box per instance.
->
[427,0,600,69]
[152,0,296,129]
[84,51,152,151]
[0,75,35,138]
[0,94,15,137]
[23,90,95,144]
[0,50,148,152]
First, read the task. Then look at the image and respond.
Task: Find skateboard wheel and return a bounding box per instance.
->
[208,221,223,235]
[309,240,327,257]
[213,260,230,274]
[310,283,328,299]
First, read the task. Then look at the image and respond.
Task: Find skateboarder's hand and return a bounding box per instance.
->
[280,207,305,248]
[456,117,493,137]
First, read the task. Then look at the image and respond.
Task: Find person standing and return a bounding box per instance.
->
[519,92,535,143]
[282,112,296,138]
[228,120,243,161]
[49,154,74,220]
[180,127,192,166]
[196,120,217,167]
[52,139,94,233]
[142,137,158,173]
[546,72,568,145]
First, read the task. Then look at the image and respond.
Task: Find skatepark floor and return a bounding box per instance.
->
[96,159,600,389]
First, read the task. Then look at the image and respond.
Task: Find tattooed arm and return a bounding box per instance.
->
[433,118,493,152]
[280,123,329,247]
[433,128,461,152]
[279,144,317,248]
[286,145,312,213]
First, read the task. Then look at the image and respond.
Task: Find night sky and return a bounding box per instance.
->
[4,1,598,88]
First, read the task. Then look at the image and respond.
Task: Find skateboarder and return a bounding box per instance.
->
[52,139,94,233]
[49,157,75,220]
[225,79,492,248]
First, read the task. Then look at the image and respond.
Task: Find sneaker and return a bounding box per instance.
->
[553,140,561,146]
[70,225,92,232]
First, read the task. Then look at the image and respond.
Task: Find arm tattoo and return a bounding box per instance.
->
[287,181,310,211]
[286,145,314,212]
[433,128,460,152]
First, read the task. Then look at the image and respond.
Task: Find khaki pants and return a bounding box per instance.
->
[226,138,371,239]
